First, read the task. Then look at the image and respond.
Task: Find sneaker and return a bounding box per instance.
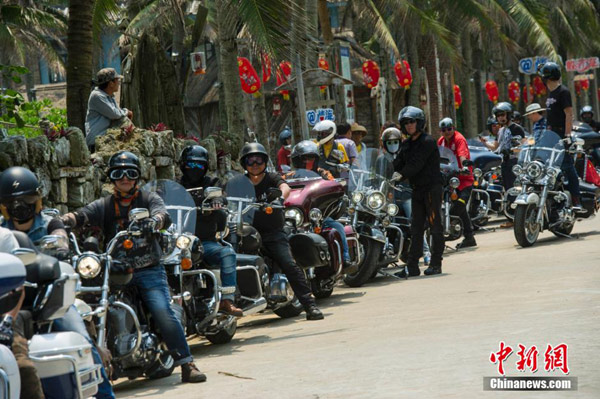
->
[181,362,207,383]
[424,265,442,275]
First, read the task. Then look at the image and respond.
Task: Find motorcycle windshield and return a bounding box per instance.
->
[286,168,321,181]
[225,172,257,224]
[142,180,196,235]
[467,138,488,149]
[518,130,564,168]
[349,148,388,191]
[438,145,459,173]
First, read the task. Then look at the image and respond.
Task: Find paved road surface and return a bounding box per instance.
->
[114,217,600,399]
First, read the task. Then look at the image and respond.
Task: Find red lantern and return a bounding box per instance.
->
[575,80,582,96]
[272,96,281,116]
[318,54,329,94]
[581,78,590,91]
[394,60,412,89]
[261,53,272,83]
[508,81,520,104]
[276,61,292,100]
[454,84,462,109]
[532,76,546,96]
[237,57,261,96]
[522,84,534,104]
[362,60,380,89]
[485,80,499,103]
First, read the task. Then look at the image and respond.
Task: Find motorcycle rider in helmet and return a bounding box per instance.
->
[393,106,444,277]
[580,105,600,132]
[437,117,477,249]
[276,127,293,172]
[486,116,500,137]
[311,120,349,178]
[512,111,529,136]
[540,61,583,211]
[283,140,356,272]
[0,167,117,398]
[239,142,324,320]
[179,145,243,317]
[61,151,207,383]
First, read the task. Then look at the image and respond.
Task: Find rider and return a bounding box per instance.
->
[276,127,293,172]
[0,167,117,398]
[486,116,500,138]
[179,145,243,317]
[311,120,349,178]
[60,151,207,383]
[580,105,600,132]
[437,117,477,249]
[393,106,444,277]
[283,140,355,271]
[239,142,324,320]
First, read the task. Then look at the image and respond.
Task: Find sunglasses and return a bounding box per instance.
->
[441,127,454,132]
[245,155,266,167]
[186,162,206,170]
[401,118,416,125]
[110,168,140,181]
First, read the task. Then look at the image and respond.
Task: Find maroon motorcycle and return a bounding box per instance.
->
[284,170,361,297]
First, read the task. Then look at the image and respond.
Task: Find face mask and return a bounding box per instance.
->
[386,142,400,154]
[183,168,206,185]
[5,199,36,223]
[304,158,316,171]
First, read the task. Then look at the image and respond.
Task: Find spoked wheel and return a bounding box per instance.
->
[514,204,541,247]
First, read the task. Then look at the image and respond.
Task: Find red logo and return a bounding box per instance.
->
[490,342,569,375]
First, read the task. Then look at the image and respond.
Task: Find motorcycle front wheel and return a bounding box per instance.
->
[343,236,381,288]
[514,204,541,247]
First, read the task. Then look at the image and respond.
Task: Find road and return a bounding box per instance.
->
[114,216,600,399]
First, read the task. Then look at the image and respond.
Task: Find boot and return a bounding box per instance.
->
[456,236,477,249]
[304,304,324,320]
[181,362,207,383]
[220,299,243,317]
[343,260,358,274]
[424,265,442,275]
[394,265,420,278]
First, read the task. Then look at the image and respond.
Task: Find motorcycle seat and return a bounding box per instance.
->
[579,181,600,196]
[26,253,62,284]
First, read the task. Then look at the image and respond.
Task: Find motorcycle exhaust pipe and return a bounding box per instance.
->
[240,296,267,316]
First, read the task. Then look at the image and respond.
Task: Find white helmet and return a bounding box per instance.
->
[312,120,337,145]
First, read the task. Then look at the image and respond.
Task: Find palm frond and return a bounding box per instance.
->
[92,0,120,42]
[352,0,400,58]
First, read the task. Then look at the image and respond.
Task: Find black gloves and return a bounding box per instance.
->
[140,216,159,235]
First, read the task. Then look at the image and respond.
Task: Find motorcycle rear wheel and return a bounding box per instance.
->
[310,278,334,299]
[205,318,237,345]
[343,236,381,288]
[514,204,540,247]
[273,297,303,318]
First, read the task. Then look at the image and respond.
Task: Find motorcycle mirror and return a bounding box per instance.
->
[11,248,37,265]
[82,237,101,253]
[204,187,223,200]
[128,208,150,221]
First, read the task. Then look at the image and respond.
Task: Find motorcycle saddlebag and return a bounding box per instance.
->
[236,254,266,299]
[289,233,329,269]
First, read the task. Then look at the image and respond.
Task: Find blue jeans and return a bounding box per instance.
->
[561,154,581,200]
[130,265,192,366]
[202,240,237,301]
[53,305,115,399]
[323,217,350,262]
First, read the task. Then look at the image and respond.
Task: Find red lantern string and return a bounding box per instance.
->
[454,85,462,109]
[237,57,261,97]
[508,81,520,104]
[276,61,292,100]
[362,60,380,89]
[485,80,499,103]
[318,55,329,94]
[394,60,412,89]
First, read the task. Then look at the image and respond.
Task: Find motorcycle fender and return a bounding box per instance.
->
[514,192,539,205]
[359,229,386,244]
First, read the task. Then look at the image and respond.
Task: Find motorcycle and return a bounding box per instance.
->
[283,169,360,298]
[512,130,600,247]
[224,173,304,318]
[572,120,600,182]
[468,139,504,227]
[0,237,102,399]
[439,146,466,242]
[69,208,179,381]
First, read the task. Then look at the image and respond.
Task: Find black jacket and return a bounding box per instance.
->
[180,175,227,241]
[394,132,442,190]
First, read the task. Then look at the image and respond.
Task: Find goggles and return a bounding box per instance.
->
[245,155,266,167]
[110,168,140,181]
[186,162,206,170]
[385,140,400,146]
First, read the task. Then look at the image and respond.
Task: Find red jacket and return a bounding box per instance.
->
[277,146,291,172]
[437,130,474,191]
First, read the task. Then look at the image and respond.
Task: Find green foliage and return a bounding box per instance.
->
[1,98,67,138]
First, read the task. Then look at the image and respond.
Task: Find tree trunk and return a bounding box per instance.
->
[420,36,443,137]
[216,0,244,147]
[406,24,421,108]
[67,0,95,131]
[460,31,478,137]
[317,0,333,45]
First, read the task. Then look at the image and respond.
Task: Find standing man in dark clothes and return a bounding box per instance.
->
[393,106,444,277]
[541,61,582,210]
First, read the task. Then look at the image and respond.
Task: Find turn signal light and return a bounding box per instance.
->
[181,258,192,270]
[265,206,273,215]
[492,174,498,180]
[451,192,459,201]
[314,227,322,234]
[474,181,479,187]
[123,239,133,250]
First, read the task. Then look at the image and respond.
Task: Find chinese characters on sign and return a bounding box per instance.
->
[565,57,600,73]
[306,109,335,126]
[489,342,569,375]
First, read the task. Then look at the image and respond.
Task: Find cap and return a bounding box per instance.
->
[523,103,546,116]
[95,68,124,85]
[350,122,367,135]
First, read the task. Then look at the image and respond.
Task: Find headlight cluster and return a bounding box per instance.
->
[285,207,304,226]
[366,192,386,210]
[352,192,364,204]
[512,164,523,176]
[309,208,322,222]
[526,161,544,179]
[546,168,559,178]
[473,168,483,179]
[386,203,399,216]
[449,177,460,189]
[176,235,192,250]
[77,255,101,279]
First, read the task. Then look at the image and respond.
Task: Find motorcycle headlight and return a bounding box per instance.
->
[512,164,523,176]
[526,161,544,179]
[309,208,322,222]
[285,207,304,226]
[473,168,482,179]
[77,255,101,279]
[449,177,460,189]
[352,192,364,204]
[176,235,192,250]
[366,192,385,210]
[547,168,559,178]
[386,203,399,216]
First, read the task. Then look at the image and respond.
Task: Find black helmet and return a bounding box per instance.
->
[397,106,426,134]
[180,145,209,183]
[279,128,292,145]
[439,117,454,129]
[239,223,262,253]
[580,105,594,118]
[0,167,42,223]
[492,102,513,120]
[239,142,269,168]
[381,127,403,154]
[291,140,320,171]
[513,111,522,121]
[108,151,141,173]
[486,117,499,134]
[539,62,561,82]
[0,167,40,201]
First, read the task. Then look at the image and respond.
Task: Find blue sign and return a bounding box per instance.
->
[306,108,335,126]
[519,58,534,74]
[534,57,548,73]
[306,110,317,126]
